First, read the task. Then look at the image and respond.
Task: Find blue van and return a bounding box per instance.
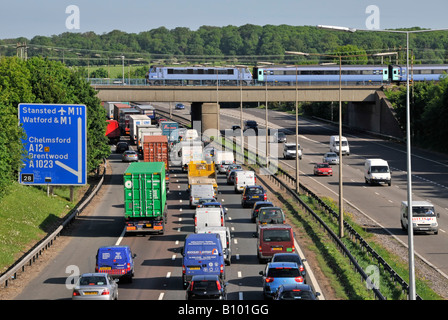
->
[95,245,136,283]
[182,233,225,289]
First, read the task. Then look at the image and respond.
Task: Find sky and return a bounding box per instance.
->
[1,0,448,39]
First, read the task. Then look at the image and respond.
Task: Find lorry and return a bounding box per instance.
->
[234,170,256,193]
[181,233,226,289]
[134,104,156,123]
[400,201,439,235]
[143,135,169,170]
[105,120,120,144]
[329,135,350,155]
[197,226,232,265]
[123,162,167,234]
[118,108,140,136]
[137,127,163,154]
[129,115,153,144]
[159,121,179,144]
[194,207,225,233]
[364,159,391,186]
[213,151,235,173]
[188,161,218,190]
[179,141,203,171]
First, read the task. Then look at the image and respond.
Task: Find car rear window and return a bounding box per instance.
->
[259,209,284,223]
[280,291,314,300]
[192,280,219,291]
[267,267,300,278]
[262,229,291,242]
[79,276,107,286]
[248,188,263,194]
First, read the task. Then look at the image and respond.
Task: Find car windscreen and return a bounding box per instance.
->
[262,229,291,242]
[412,206,436,217]
[267,267,300,278]
[371,166,389,173]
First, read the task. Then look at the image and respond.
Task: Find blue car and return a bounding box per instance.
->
[259,262,304,299]
[95,245,136,283]
[175,103,185,109]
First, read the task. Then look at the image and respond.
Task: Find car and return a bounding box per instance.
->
[122,150,139,162]
[322,152,339,165]
[274,131,287,143]
[72,273,119,300]
[226,163,243,178]
[251,201,274,222]
[241,185,267,208]
[313,163,333,176]
[185,275,227,300]
[244,120,258,132]
[196,197,217,207]
[116,141,129,153]
[273,284,320,300]
[175,103,185,109]
[227,168,243,185]
[259,262,304,299]
[272,253,307,282]
[256,207,286,231]
[198,201,228,216]
[283,143,302,159]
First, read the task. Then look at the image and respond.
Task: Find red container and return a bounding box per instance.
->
[143,135,169,170]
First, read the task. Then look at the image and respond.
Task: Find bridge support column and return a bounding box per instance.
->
[190,102,220,140]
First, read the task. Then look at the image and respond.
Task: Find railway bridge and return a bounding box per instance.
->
[93,84,403,138]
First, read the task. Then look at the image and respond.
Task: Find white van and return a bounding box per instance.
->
[364,159,391,186]
[234,170,256,193]
[400,201,439,235]
[190,184,216,208]
[330,135,350,155]
[197,226,232,265]
[214,151,235,173]
[194,207,225,233]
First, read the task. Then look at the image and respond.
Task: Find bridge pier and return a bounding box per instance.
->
[191,102,220,139]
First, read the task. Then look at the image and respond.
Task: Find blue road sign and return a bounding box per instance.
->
[18,103,87,185]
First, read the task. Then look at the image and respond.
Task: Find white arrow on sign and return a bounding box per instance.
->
[55,117,83,183]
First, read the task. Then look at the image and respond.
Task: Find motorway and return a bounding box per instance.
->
[11,102,448,300]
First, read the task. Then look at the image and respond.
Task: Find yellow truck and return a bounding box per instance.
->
[188,161,218,191]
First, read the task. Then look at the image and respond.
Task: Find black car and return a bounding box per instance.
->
[241,185,267,208]
[273,284,320,300]
[185,275,227,300]
[251,201,274,222]
[244,120,258,133]
[272,253,307,282]
[116,141,129,153]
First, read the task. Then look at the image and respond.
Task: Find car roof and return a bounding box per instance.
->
[268,262,299,269]
[259,224,292,230]
[80,272,109,277]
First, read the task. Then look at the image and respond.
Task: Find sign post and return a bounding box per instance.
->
[18,103,87,186]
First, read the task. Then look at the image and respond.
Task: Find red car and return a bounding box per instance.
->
[314,163,333,176]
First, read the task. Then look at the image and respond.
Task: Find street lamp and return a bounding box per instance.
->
[318,24,448,300]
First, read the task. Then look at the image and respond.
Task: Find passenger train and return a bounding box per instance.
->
[146,64,448,85]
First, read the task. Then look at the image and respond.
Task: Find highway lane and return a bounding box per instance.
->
[218,106,448,278]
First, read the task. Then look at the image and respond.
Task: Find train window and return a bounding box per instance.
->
[227,69,234,75]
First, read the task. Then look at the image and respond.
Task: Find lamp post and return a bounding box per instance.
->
[318,24,448,300]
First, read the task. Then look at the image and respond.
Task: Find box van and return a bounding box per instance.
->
[234,170,256,193]
[95,245,136,282]
[257,224,295,263]
[182,233,226,289]
[190,184,216,208]
[195,207,225,233]
[400,201,439,234]
[197,226,232,265]
[364,159,391,186]
[329,135,350,155]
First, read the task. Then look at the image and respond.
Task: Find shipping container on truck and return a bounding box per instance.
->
[119,108,140,136]
[143,135,170,189]
[134,104,156,123]
[105,120,121,144]
[123,162,167,234]
[137,127,163,154]
[179,141,203,171]
[159,121,179,144]
[129,114,153,144]
[113,103,130,122]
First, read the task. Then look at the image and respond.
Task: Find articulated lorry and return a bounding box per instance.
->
[123,162,167,234]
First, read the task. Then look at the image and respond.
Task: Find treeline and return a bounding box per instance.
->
[0,56,111,199]
[3,25,448,67]
[385,77,448,153]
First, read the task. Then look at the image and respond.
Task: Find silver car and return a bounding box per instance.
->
[122,150,139,162]
[72,273,119,300]
[322,152,339,165]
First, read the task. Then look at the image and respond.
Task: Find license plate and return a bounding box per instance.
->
[272,247,282,251]
[252,196,259,198]
[146,223,152,227]
[189,266,200,270]
[84,291,98,295]
[99,267,111,271]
